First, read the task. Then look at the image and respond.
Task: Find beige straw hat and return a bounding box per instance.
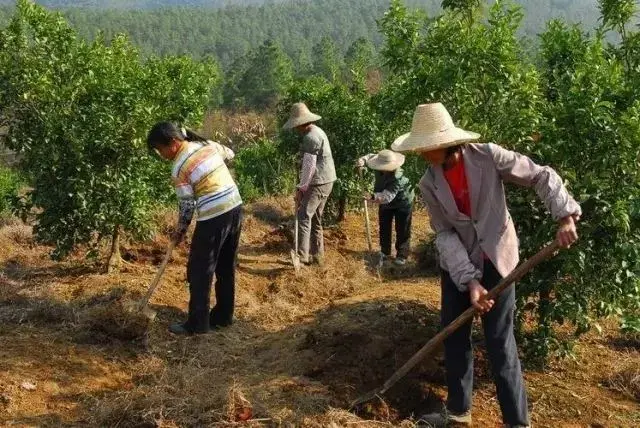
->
[283,102,322,130]
[391,103,480,152]
[366,149,405,172]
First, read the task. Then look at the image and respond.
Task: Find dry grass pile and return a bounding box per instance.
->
[79,288,152,342]
[298,299,444,421]
[0,284,152,342]
[604,363,640,401]
[86,334,267,427]
[1,223,32,246]
[201,110,276,149]
[0,295,77,326]
[224,382,254,423]
[0,220,33,260]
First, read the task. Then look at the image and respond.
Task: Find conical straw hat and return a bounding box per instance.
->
[366,149,405,172]
[283,102,322,130]
[391,103,480,152]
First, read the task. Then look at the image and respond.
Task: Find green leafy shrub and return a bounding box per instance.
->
[0,165,22,215]
[0,0,220,268]
[233,138,296,202]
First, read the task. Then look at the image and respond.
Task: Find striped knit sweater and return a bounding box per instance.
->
[172,141,242,227]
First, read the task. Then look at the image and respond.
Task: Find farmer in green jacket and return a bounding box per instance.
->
[356,149,414,265]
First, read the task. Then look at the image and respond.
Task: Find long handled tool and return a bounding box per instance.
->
[290,202,301,274]
[136,239,178,321]
[358,168,374,253]
[350,240,561,408]
[359,169,382,276]
[363,197,373,252]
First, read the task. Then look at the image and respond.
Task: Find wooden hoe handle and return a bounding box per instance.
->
[139,239,178,311]
[351,240,560,407]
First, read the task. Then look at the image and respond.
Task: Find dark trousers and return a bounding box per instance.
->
[378,206,412,258]
[185,206,243,333]
[441,261,529,426]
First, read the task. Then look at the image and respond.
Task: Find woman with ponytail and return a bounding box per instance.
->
[147,122,242,335]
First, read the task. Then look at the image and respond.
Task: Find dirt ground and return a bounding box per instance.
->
[0,196,638,427]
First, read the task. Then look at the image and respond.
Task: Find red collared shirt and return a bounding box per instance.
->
[444,157,489,261]
[443,158,471,217]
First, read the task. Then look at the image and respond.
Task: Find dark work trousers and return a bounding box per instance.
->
[378,206,412,259]
[441,260,529,426]
[185,205,243,333]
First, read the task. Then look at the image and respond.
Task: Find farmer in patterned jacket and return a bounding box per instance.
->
[393,103,581,428]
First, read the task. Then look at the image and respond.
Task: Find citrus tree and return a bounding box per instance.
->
[511,0,640,361]
[0,0,220,270]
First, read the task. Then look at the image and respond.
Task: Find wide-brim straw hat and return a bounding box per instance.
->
[283,102,322,130]
[367,149,405,172]
[391,103,480,152]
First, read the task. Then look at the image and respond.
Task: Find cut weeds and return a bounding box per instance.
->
[0,197,638,427]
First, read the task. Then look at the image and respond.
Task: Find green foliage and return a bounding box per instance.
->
[0,165,22,214]
[312,37,343,83]
[377,0,541,166]
[344,37,377,89]
[599,0,637,31]
[0,0,220,261]
[0,1,603,70]
[232,137,295,202]
[224,40,293,110]
[442,0,481,11]
[514,18,640,365]
[621,312,640,335]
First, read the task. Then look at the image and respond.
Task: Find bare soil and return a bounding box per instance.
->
[0,196,638,427]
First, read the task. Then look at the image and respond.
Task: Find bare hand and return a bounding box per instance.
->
[556,215,578,248]
[362,192,372,200]
[468,279,495,314]
[294,189,304,205]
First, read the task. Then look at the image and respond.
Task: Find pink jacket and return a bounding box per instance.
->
[419,143,581,291]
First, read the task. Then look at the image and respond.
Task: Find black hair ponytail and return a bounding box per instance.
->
[147,122,208,150]
[182,128,208,143]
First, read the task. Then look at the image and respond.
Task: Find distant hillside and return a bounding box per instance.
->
[0,0,273,8]
[0,0,602,67]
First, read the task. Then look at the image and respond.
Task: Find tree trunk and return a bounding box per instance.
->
[106,225,122,274]
[337,196,347,222]
[538,286,553,330]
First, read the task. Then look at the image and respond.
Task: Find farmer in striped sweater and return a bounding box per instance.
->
[147,122,243,335]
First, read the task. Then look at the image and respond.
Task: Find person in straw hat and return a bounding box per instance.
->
[392,103,581,427]
[283,102,336,266]
[355,149,415,266]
